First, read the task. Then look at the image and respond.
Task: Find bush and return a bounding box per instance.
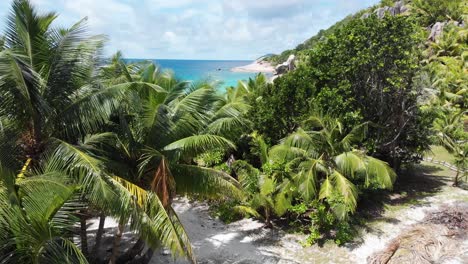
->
[412,0,464,26]
[307,15,431,166]
[247,67,316,144]
[210,200,244,223]
[295,200,357,246]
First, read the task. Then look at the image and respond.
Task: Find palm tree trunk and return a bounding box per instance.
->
[31,114,43,160]
[453,169,460,187]
[80,212,89,257]
[109,221,124,264]
[91,213,106,260]
[264,207,272,228]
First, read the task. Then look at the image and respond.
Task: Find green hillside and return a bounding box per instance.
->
[267,0,466,65]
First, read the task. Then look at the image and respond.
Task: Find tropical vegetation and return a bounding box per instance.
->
[0,0,466,263]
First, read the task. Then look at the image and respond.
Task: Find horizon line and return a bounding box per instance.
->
[123,58,255,61]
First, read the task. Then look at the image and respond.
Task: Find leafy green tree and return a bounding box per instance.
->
[250,15,433,167]
[307,15,431,167]
[270,114,396,218]
[247,67,316,144]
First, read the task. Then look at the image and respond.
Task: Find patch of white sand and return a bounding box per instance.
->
[351,187,467,263]
[231,60,275,73]
[86,183,467,263]
[152,185,468,264]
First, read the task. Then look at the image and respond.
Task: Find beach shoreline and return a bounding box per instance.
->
[231,60,275,73]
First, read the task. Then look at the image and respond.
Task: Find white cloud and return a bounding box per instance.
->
[0,0,380,59]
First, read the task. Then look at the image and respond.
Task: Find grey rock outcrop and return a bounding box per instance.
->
[275,64,289,75]
[394,1,408,14]
[374,6,391,19]
[361,1,408,20]
[285,54,296,71]
[361,12,371,19]
[428,22,446,42]
[275,54,296,75]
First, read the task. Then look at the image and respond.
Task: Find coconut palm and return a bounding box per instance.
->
[98,58,242,198]
[270,114,396,218]
[0,1,151,170]
[0,162,87,263]
[433,109,467,186]
[231,133,292,227]
[0,135,197,264]
[0,1,197,263]
[0,0,102,168]
[101,61,243,204]
[70,59,244,261]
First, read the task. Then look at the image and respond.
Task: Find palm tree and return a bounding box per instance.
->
[0,0,109,169]
[0,136,197,264]
[0,162,87,263]
[77,59,244,261]
[207,75,267,141]
[0,1,197,263]
[423,24,468,107]
[100,60,243,204]
[231,133,292,227]
[433,108,467,186]
[0,1,153,170]
[270,114,396,218]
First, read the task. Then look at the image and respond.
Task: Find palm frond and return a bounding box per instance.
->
[274,186,292,216]
[233,205,261,218]
[364,156,396,189]
[319,176,333,200]
[252,132,269,166]
[331,170,358,212]
[163,135,235,157]
[281,128,316,153]
[334,152,365,178]
[171,164,242,200]
[110,177,195,263]
[295,160,318,202]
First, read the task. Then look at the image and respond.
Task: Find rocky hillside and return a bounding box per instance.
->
[266,0,466,68]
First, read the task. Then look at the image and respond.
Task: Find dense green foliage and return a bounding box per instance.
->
[242,0,466,243]
[231,115,396,241]
[247,67,315,143]
[251,15,434,166]
[309,15,433,166]
[412,0,465,25]
[0,0,466,262]
[0,1,241,263]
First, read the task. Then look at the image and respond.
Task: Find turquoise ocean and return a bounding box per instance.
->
[126,59,267,90]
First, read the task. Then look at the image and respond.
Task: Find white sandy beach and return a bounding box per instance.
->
[231,60,275,73]
[87,169,468,264]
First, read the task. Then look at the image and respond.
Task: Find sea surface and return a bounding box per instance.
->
[126,59,266,90]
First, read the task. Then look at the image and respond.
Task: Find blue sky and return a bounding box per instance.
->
[0,0,380,60]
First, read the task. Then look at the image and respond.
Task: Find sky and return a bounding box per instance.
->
[0,0,380,60]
